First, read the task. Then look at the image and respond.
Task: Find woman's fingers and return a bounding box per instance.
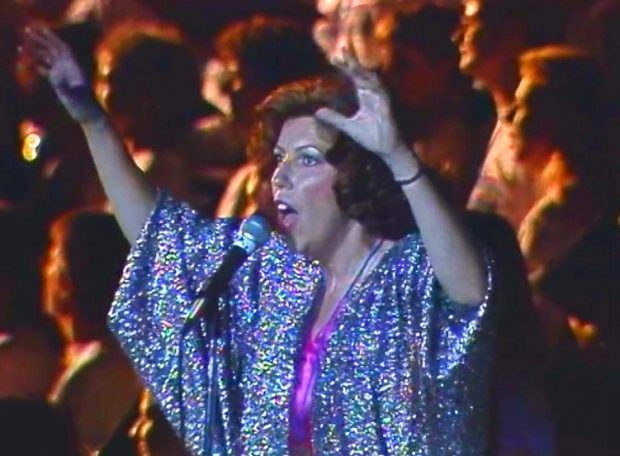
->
[25,27,66,65]
[324,45,399,155]
[24,26,87,88]
[315,107,353,136]
[24,30,53,67]
[22,26,102,124]
[39,27,69,57]
[25,27,53,51]
[38,27,64,47]
[31,48,55,70]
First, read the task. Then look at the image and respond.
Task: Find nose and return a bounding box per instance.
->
[271,159,292,191]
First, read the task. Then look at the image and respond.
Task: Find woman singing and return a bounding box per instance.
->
[26,27,495,455]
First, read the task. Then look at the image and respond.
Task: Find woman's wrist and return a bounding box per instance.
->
[384,144,423,183]
[59,84,106,126]
[77,101,106,127]
[394,166,424,186]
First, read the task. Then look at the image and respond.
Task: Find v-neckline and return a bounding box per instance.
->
[308,238,397,341]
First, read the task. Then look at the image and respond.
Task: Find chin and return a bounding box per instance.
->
[294,238,321,260]
[296,240,313,258]
[286,232,306,255]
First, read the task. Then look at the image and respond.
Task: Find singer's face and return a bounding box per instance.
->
[271,116,350,259]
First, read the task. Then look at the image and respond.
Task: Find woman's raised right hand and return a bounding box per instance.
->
[24,27,104,124]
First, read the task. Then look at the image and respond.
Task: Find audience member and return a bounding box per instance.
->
[0,210,63,399]
[130,390,191,456]
[63,0,162,31]
[508,44,620,456]
[313,0,394,68]
[468,211,554,456]
[384,5,493,205]
[507,46,613,274]
[44,210,142,454]
[455,0,567,214]
[96,23,222,213]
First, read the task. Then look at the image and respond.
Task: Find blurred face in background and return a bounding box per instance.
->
[385,42,452,112]
[217,55,265,127]
[509,76,554,168]
[314,0,392,69]
[456,0,491,75]
[455,0,522,84]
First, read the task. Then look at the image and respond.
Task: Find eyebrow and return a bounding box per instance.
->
[296,144,323,151]
[274,144,324,153]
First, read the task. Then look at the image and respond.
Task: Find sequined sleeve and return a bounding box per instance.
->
[419,244,496,452]
[311,234,496,455]
[107,192,241,453]
[427,248,494,374]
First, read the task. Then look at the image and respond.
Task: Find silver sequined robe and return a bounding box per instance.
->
[109,193,495,455]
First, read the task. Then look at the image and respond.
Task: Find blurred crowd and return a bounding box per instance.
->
[0,0,618,455]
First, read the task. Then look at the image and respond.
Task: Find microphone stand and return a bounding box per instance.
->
[180,281,227,456]
[202,287,223,456]
[178,215,269,455]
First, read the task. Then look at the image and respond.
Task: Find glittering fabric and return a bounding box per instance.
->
[109,193,495,455]
[289,298,333,453]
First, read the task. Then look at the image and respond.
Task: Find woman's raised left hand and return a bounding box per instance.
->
[315,47,410,163]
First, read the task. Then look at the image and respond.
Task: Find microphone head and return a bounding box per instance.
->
[235,213,271,254]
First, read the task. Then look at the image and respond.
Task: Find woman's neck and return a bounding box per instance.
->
[316,222,381,289]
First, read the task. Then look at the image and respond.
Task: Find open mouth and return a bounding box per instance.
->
[275,200,298,232]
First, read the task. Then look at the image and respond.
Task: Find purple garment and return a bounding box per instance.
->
[289,291,344,454]
[289,332,321,454]
[109,193,496,455]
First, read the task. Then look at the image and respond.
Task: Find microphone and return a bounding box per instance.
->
[177,215,270,446]
[184,214,271,325]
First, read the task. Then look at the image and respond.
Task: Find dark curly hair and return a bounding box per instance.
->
[101,24,217,149]
[215,15,329,92]
[248,77,416,240]
[44,210,128,326]
[518,46,609,171]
